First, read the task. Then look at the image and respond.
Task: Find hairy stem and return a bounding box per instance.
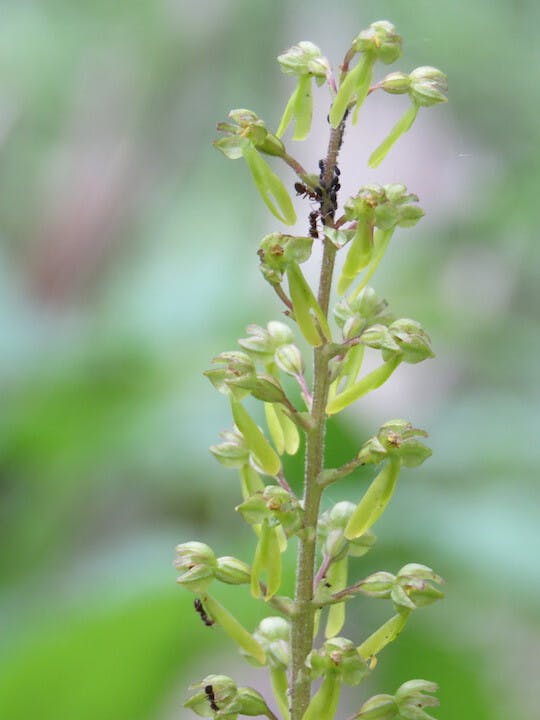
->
[290,120,346,720]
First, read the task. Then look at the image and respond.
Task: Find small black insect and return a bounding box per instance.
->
[205,685,219,712]
[295,181,320,201]
[194,598,215,627]
[334,166,341,177]
[309,210,319,239]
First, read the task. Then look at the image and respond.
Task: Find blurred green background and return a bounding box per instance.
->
[1,1,538,718]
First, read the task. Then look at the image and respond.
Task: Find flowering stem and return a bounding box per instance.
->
[290,120,346,720]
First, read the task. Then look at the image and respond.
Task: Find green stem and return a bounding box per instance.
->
[290,120,345,720]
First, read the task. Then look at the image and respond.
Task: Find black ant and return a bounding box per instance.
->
[194,598,214,627]
[309,210,319,239]
[295,181,319,201]
[205,685,219,712]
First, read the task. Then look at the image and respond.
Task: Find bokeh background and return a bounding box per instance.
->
[1,1,538,718]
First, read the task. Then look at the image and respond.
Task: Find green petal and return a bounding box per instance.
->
[325,557,348,638]
[287,262,332,347]
[349,228,393,300]
[265,402,285,455]
[330,54,373,128]
[301,675,341,720]
[292,75,313,140]
[369,104,419,168]
[270,668,290,720]
[275,403,300,455]
[243,144,296,225]
[327,356,401,415]
[202,594,266,665]
[344,456,401,539]
[231,399,281,476]
[338,218,373,295]
[358,610,411,659]
[276,85,298,138]
[239,464,265,500]
[251,519,282,599]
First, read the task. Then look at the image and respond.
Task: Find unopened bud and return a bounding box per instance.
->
[395,679,439,719]
[384,319,434,364]
[174,541,216,568]
[278,41,329,78]
[361,324,401,353]
[267,320,295,345]
[353,21,402,64]
[275,343,304,376]
[409,66,448,106]
[174,542,217,593]
[253,616,291,669]
[358,571,395,598]
[210,428,250,468]
[215,556,251,585]
[380,71,410,94]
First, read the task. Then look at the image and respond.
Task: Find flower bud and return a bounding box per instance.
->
[210,428,250,469]
[174,542,217,593]
[358,571,396,598]
[175,541,216,568]
[384,319,434,364]
[263,485,303,534]
[184,674,239,717]
[247,375,288,404]
[278,41,329,78]
[380,71,410,94]
[238,324,275,359]
[236,494,268,526]
[274,343,304,377]
[267,320,295,345]
[353,21,402,64]
[409,66,448,106]
[334,288,393,341]
[276,43,330,139]
[361,324,401,353]
[354,694,398,720]
[215,556,251,585]
[253,616,291,669]
[395,679,439,720]
[395,564,444,609]
[204,351,256,398]
[375,420,431,467]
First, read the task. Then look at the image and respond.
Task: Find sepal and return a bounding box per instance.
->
[306,637,369,685]
[258,233,313,284]
[174,542,216,593]
[409,66,448,106]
